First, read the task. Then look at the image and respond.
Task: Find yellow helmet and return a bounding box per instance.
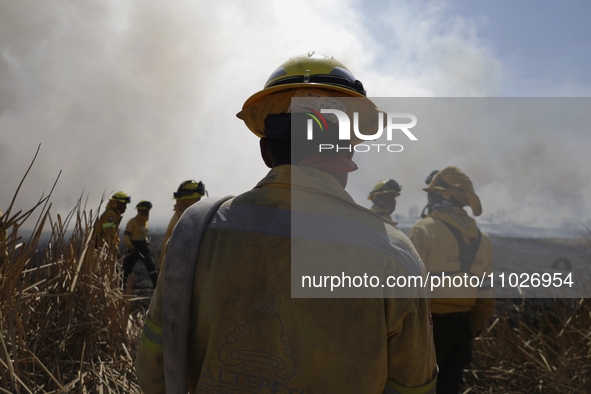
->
[243,51,367,109]
[110,191,131,204]
[368,180,402,200]
[136,200,153,210]
[423,166,482,216]
[238,51,377,139]
[173,180,206,200]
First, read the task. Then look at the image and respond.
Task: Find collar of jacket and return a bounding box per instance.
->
[255,164,356,204]
[428,207,479,238]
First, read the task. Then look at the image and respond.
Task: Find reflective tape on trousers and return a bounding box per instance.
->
[141,315,163,353]
[208,205,423,277]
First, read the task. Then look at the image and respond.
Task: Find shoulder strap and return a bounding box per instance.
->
[162,195,234,394]
[433,217,482,276]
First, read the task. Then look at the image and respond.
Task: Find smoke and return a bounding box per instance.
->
[347,98,591,232]
[0,0,266,226]
[1,0,588,234]
[0,0,218,218]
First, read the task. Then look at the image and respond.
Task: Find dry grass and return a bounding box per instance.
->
[1,150,590,393]
[465,298,591,393]
[1,155,144,392]
[465,231,591,394]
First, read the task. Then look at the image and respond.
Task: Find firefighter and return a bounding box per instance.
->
[160,180,206,264]
[122,200,158,288]
[96,191,130,251]
[135,52,437,393]
[408,166,495,394]
[368,179,402,220]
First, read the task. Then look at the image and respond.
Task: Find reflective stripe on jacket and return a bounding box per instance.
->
[136,165,437,394]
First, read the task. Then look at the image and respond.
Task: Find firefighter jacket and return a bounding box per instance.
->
[135,165,437,394]
[161,209,180,263]
[0,208,7,262]
[408,207,495,335]
[97,200,124,247]
[160,199,196,263]
[124,215,149,251]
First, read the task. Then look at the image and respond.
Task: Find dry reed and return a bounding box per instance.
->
[464,231,591,394]
[464,298,590,393]
[1,155,144,392]
[2,149,590,393]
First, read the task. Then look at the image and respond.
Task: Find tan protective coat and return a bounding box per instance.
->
[136,165,437,394]
[408,208,495,335]
[123,215,149,250]
[160,198,199,263]
[160,210,180,263]
[96,200,124,247]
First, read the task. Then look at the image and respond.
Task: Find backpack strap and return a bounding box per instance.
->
[162,195,234,394]
[432,217,482,277]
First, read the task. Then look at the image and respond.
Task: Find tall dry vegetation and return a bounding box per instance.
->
[465,229,591,394]
[1,155,144,393]
[466,298,590,393]
[1,151,590,393]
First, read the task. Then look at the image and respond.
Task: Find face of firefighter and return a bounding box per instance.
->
[423,191,442,217]
[138,209,149,218]
[177,197,200,210]
[118,202,127,213]
[427,192,438,206]
[374,193,397,212]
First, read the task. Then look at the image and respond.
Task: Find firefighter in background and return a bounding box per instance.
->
[96,191,130,251]
[408,166,495,394]
[160,180,206,263]
[136,52,437,393]
[368,179,402,220]
[122,200,158,288]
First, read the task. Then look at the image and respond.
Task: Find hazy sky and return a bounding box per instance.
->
[1,0,590,232]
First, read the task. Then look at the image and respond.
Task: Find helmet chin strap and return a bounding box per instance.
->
[420,204,430,219]
[421,192,444,218]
